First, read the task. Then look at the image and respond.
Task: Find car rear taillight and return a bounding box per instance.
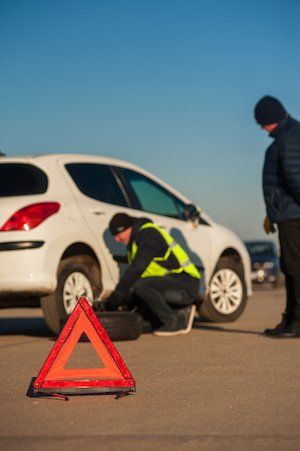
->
[0,202,60,231]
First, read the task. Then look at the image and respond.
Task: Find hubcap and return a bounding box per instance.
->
[209,269,243,315]
[63,272,94,314]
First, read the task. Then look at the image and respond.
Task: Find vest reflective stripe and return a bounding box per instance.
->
[127,222,201,280]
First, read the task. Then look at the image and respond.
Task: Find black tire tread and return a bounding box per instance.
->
[41,255,102,335]
[40,293,58,334]
[95,312,142,341]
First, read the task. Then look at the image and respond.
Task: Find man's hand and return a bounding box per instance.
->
[263,216,276,234]
[104,291,124,311]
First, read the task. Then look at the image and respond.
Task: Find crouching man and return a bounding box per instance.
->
[104,213,201,336]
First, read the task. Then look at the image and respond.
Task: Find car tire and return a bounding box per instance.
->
[41,255,102,335]
[199,256,247,322]
[95,312,142,341]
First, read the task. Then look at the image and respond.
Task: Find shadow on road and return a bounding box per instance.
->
[193,318,262,335]
[0,316,262,338]
[0,317,54,337]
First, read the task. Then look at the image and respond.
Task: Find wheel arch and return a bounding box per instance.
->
[212,247,245,280]
[61,242,101,267]
[59,242,103,288]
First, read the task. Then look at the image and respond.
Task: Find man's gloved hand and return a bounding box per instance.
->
[103,291,124,311]
[263,216,276,234]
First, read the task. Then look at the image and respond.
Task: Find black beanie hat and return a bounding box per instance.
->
[109,213,133,236]
[254,96,287,126]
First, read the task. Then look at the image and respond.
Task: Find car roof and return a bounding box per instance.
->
[1,153,134,165]
[245,240,278,251]
[0,153,192,205]
[245,239,275,244]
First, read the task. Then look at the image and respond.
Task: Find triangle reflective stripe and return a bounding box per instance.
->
[44,311,124,380]
[33,297,135,395]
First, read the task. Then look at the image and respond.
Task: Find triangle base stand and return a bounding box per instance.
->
[33,385,135,396]
[34,390,133,401]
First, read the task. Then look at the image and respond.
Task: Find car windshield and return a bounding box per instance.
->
[246,242,274,256]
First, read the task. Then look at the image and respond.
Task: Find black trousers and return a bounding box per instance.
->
[278,219,300,321]
[131,276,196,326]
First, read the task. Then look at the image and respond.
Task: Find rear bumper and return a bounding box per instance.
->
[0,245,56,296]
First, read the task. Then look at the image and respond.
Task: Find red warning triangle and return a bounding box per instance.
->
[33,297,135,395]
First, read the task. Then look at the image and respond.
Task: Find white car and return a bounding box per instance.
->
[0,154,252,334]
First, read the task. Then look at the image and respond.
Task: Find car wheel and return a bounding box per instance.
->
[199,256,247,322]
[41,255,102,335]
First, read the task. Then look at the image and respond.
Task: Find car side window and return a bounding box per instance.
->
[65,163,128,207]
[0,163,48,196]
[173,197,189,220]
[121,168,181,218]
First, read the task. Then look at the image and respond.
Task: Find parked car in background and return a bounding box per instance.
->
[0,154,252,334]
[245,240,280,287]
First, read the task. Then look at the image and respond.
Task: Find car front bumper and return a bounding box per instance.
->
[251,269,278,283]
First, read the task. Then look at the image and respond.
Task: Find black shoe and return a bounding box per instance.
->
[176,305,196,335]
[273,321,300,338]
[264,314,292,336]
[153,318,184,336]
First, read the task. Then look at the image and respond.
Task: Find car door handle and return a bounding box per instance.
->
[89,209,106,216]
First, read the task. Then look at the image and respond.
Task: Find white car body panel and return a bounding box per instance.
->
[0,154,252,298]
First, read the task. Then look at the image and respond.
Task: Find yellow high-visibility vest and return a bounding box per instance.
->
[127,222,201,280]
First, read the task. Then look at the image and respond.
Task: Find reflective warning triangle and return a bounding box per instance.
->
[33,297,136,395]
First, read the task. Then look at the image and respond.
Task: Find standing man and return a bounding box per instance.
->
[104,213,201,336]
[254,95,300,338]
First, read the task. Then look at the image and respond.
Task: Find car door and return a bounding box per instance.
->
[116,167,212,282]
[61,161,143,292]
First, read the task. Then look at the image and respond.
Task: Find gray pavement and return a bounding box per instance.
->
[0,287,300,451]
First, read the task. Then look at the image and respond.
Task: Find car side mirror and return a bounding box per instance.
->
[185,204,200,224]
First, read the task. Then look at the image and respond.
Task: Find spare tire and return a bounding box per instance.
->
[95,311,142,341]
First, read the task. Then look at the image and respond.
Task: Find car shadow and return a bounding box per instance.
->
[0,316,262,338]
[0,317,54,337]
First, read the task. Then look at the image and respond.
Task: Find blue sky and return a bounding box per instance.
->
[1,0,299,239]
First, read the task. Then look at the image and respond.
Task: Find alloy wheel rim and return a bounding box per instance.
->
[209,269,243,314]
[63,271,93,314]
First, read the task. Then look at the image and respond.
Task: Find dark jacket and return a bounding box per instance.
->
[263,116,300,224]
[115,217,199,297]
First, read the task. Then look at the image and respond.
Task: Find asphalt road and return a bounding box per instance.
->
[0,287,300,451]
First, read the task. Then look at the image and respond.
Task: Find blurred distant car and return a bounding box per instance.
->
[245,240,280,287]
